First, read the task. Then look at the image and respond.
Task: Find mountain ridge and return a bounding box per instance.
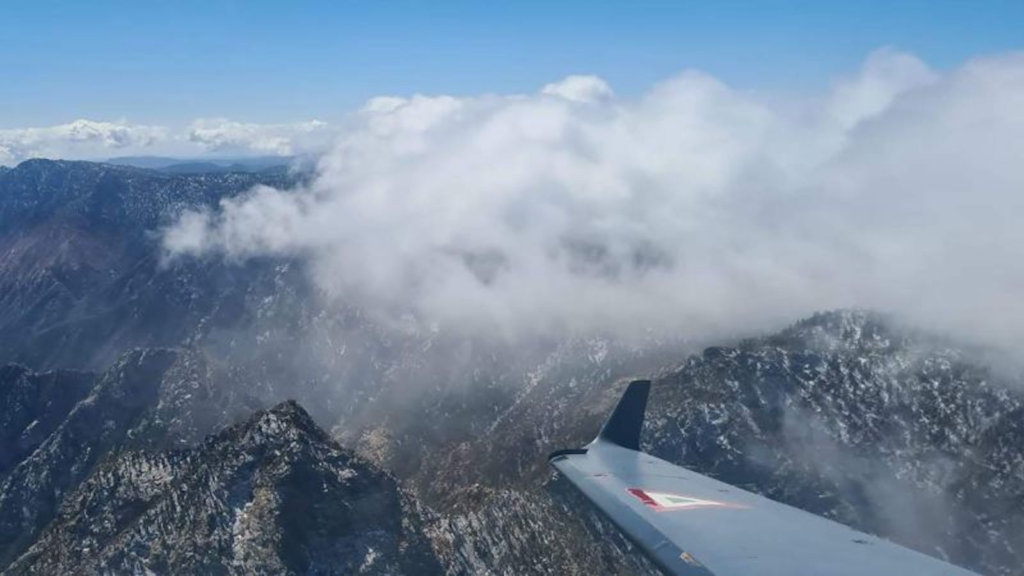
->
[0,160,1021,574]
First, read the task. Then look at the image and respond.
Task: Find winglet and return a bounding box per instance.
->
[594,380,650,450]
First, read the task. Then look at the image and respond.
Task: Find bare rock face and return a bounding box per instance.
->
[6,401,443,576]
[0,349,179,566]
[0,364,94,479]
[425,483,661,576]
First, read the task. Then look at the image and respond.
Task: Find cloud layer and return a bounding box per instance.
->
[162,49,1024,346]
[0,118,329,164]
[187,118,332,156]
[0,119,166,164]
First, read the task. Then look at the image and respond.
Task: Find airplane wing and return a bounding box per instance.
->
[549,380,979,576]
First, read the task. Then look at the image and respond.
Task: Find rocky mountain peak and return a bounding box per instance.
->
[766,308,899,353]
[209,399,335,458]
[6,397,444,575]
[250,399,320,435]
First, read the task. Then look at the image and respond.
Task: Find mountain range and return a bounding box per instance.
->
[0,159,1021,575]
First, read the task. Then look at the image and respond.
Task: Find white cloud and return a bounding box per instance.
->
[0,117,336,165]
[186,118,331,155]
[541,75,613,103]
[0,119,167,164]
[162,50,1024,349]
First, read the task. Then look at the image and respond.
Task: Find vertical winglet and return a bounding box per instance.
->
[595,380,651,450]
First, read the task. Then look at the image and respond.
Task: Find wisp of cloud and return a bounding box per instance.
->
[162,49,1024,348]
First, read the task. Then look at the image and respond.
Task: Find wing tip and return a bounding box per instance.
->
[548,447,588,462]
[595,379,651,451]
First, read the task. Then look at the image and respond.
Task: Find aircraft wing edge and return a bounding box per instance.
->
[550,451,715,575]
[549,380,981,576]
[551,380,714,574]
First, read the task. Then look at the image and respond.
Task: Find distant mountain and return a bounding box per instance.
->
[0,159,302,370]
[103,156,189,169]
[159,161,291,175]
[107,155,294,174]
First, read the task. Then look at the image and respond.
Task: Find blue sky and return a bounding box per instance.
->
[2,0,1022,128]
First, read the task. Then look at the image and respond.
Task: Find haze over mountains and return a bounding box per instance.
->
[0,158,1022,575]
[0,39,1023,576]
[107,156,295,175]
